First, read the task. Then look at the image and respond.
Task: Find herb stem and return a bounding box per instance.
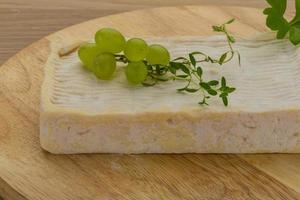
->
[223,25,234,52]
[172,76,189,81]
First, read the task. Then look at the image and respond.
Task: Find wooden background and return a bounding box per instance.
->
[0,0,297,66]
[0,1,298,200]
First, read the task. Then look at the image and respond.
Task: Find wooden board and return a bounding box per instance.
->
[0,0,273,65]
[0,5,300,200]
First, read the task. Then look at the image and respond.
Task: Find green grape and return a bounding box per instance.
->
[124,38,148,61]
[93,53,116,80]
[146,44,170,65]
[78,43,102,71]
[125,61,148,84]
[95,28,126,53]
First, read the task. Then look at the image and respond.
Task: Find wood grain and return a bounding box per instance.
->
[0,5,300,200]
[1,0,297,65]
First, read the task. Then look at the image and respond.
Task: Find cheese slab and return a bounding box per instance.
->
[40,34,300,154]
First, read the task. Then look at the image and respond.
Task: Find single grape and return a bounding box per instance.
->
[95,28,126,53]
[125,61,148,84]
[78,43,102,71]
[124,38,148,61]
[146,44,170,65]
[93,53,116,80]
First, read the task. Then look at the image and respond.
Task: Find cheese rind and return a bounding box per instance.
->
[40,110,300,154]
[40,34,300,154]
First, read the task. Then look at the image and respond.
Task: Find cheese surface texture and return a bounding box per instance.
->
[40,34,300,154]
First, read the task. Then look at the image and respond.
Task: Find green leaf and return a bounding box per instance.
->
[200,82,211,91]
[264,1,287,28]
[219,93,228,98]
[237,52,241,66]
[227,35,236,43]
[263,7,272,15]
[169,66,177,74]
[222,96,228,106]
[176,74,189,78]
[221,77,226,87]
[179,64,191,75]
[189,53,196,66]
[170,62,190,75]
[207,89,217,96]
[169,63,179,74]
[266,0,286,15]
[208,80,219,86]
[263,0,290,39]
[196,67,203,77]
[276,21,290,39]
[175,62,185,69]
[185,88,199,93]
[295,0,300,19]
[225,18,235,24]
[212,26,223,32]
[289,25,300,45]
[225,87,236,93]
[219,52,228,64]
[265,10,287,31]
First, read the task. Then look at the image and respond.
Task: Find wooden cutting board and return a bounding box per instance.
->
[0,5,300,200]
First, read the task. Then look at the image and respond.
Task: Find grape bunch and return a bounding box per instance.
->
[78,28,170,84]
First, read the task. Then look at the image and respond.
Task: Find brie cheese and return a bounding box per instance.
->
[40,34,300,154]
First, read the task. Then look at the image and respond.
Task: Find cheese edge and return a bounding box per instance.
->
[40,109,300,154]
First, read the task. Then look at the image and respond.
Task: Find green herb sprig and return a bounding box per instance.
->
[140,19,239,106]
[264,0,300,45]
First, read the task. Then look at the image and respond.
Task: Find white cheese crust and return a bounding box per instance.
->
[40,34,300,154]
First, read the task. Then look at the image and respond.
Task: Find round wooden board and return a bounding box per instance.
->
[1,5,300,200]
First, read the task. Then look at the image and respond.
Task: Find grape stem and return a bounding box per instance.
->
[114,54,128,63]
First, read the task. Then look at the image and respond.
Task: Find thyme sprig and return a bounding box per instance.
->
[115,19,239,106]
